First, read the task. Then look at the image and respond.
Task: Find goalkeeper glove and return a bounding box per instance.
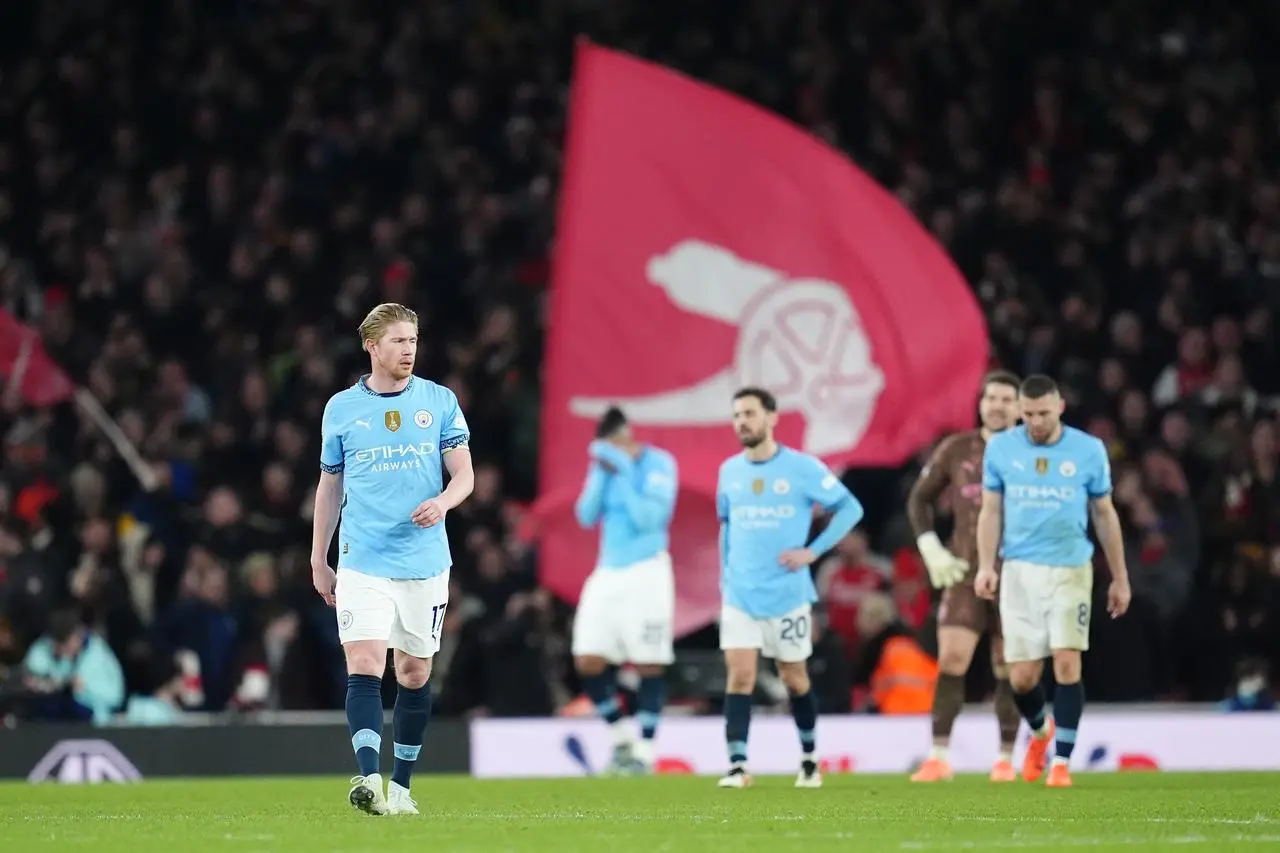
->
[916,531,969,589]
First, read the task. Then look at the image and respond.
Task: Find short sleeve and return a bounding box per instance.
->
[440,389,471,454]
[805,457,850,511]
[1087,440,1112,498]
[981,442,1003,493]
[320,399,344,474]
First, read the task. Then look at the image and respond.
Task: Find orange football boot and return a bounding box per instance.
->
[910,757,954,782]
[989,758,1017,782]
[1046,762,1073,787]
[1021,718,1056,783]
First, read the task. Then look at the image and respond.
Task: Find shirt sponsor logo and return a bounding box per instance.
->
[354,442,437,472]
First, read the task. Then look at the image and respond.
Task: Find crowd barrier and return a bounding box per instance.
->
[0,715,470,782]
[470,708,1280,777]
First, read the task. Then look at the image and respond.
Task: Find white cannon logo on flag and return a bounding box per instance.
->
[568,240,886,455]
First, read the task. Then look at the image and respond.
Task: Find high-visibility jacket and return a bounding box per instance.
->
[870,636,938,714]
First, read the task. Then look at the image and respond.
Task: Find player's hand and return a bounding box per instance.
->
[974,566,999,600]
[589,439,629,475]
[411,498,447,528]
[779,547,817,570]
[311,562,337,607]
[1107,576,1132,618]
[917,532,968,589]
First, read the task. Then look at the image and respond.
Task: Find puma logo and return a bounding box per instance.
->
[354,419,371,429]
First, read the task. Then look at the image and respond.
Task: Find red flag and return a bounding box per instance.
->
[0,310,76,407]
[535,43,989,634]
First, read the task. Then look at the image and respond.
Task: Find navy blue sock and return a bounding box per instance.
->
[391,683,432,788]
[636,675,666,741]
[725,693,752,765]
[345,674,384,777]
[1012,682,1048,733]
[1053,681,1084,761]
[581,671,624,724]
[789,691,818,756]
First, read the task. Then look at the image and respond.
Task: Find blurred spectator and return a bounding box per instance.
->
[851,594,937,716]
[815,531,891,655]
[806,608,853,714]
[1219,659,1276,713]
[123,654,187,726]
[18,609,124,724]
[889,549,932,632]
[154,549,236,710]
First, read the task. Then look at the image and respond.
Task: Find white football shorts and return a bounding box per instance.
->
[335,566,450,659]
[719,602,814,663]
[571,552,675,665]
[999,559,1093,663]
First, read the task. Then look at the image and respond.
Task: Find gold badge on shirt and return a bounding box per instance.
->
[751,478,765,495]
[1035,457,1049,475]
[385,410,402,432]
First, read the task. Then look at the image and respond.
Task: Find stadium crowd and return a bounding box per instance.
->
[0,0,1278,724]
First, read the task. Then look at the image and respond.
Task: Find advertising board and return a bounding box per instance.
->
[470,711,1280,777]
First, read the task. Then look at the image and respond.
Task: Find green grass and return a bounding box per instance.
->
[2,773,1279,852]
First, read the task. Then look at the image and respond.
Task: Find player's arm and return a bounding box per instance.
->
[975,443,1004,577]
[1085,441,1123,574]
[312,472,344,560]
[804,465,864,557]
[906,436,955,536]
[716,470,730,573]
[311,401,346,571]
[574,463,609,529]
[909,436,969,587]
[612,454,678,532]
[438,447,475,511]
[975,490,1003,574]
[437,393,475,511]
[1089,494,1126,578]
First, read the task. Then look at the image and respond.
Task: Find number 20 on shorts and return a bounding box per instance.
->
[781,614,810,642]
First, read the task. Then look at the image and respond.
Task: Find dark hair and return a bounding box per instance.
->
[983,370,1021,394]
[150,654,182,691]
[1019,374,1059,399]
[732,386,777,412]
[595,406,628,439]
[48,609,81,644]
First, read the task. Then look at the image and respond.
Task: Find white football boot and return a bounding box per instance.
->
[717,765,753,788]
[348,773,389,815]
[386,780,420,815]
[795,759,823,788]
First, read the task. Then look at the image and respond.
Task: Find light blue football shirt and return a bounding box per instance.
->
[716,446,862,619]
[982,424,1111,567]
[320,375,470,580]
[574,442,678,569]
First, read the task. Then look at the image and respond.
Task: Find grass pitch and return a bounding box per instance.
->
[2,773,1279,852]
